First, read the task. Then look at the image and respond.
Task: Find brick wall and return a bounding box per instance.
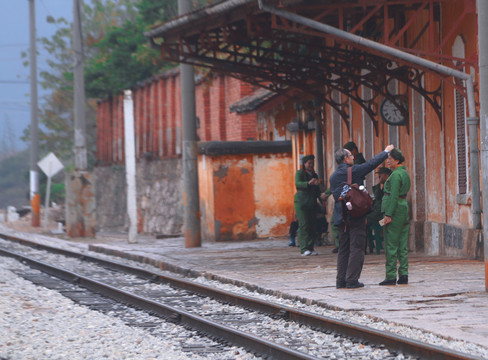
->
[96,70,260,165]
[224,77,257,141]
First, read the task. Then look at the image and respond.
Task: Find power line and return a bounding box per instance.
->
[0,80,29,84]
[0,107,30,112]
[0,44,29,48]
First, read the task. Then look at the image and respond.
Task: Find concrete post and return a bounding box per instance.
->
[66,0,95,238]
[179,0,201,248]
[124,90,138,244]
[73,0,87,170]
[477,0,488,291]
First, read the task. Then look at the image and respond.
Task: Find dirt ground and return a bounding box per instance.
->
[0,207,65,235]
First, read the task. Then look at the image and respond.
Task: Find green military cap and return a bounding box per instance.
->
[389,148,405,163]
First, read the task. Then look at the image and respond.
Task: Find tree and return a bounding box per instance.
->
[84,0,222,98]
[22,16,96,168]
[1,115,16,160]
[84,0,176,98]
[21,0,222,167]
[22,1,146,167]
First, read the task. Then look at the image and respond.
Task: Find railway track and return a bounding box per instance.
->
[0,232,482,360]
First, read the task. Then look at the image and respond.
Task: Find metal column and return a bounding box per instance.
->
[477,0,488,290]
[179,0,201,247]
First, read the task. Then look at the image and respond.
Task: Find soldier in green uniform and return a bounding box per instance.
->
[379,149,411,285]
[294,155,326,256]
[366,167,392,254]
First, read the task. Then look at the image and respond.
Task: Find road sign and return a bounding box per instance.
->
[38,152,64,178]
[37,152,64,229]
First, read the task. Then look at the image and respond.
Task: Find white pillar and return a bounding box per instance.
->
[123,90,138,244]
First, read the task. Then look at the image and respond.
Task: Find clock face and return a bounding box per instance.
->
[380,99,407,126]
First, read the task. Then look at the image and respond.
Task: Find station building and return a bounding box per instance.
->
[95,0,483,259]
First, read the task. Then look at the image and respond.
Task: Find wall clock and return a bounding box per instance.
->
[380,98,408,126]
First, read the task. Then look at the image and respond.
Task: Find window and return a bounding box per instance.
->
[455,77,467,194]
[452,36,467,195]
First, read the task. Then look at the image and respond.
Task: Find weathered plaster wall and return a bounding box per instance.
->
[256,101,294,141]
[94,158,183,235]
[253,153,294,236]
[198,154,216,241]
[214,155,256,240]
[198,143,294,242]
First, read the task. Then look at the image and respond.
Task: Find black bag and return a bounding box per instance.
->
[343,167,373,218]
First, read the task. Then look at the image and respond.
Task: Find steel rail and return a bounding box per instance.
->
[0,232,482,360]
[0,246,318,360]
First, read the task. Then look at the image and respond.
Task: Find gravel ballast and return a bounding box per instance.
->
[0,257,257,360]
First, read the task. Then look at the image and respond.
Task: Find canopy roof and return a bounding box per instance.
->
[145,0,477,131]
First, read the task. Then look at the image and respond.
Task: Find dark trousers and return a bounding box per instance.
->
[336,216,366,285]
[367,222,383,254]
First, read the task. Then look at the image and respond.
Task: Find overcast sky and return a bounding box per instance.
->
[0,0,73,152]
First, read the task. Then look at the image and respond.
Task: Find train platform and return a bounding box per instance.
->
[0,223,487,349]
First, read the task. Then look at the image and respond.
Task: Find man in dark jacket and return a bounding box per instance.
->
[329,144,394,289]
[329,141,365,253]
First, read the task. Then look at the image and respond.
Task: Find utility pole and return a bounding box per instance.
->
[73,0,87,170]
[66,0,95,237]
[477,0,488,291]
[179,0,201,247]
[29,0,40,227]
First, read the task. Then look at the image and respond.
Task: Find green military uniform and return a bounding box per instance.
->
[295,169,321,254]
[366,183,384,254]
[381,165,411,280]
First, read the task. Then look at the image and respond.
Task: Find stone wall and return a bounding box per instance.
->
[409,220,483,260]
[95,157,183,235]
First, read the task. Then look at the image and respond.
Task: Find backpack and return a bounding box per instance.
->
[341,167,373,218]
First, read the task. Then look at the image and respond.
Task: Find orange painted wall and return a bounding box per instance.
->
[198,151,294,241]
[197,154,216,241]
[253,153,295,236]
[215,155,256,240]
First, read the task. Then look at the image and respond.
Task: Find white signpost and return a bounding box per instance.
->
[38,152,64,227]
